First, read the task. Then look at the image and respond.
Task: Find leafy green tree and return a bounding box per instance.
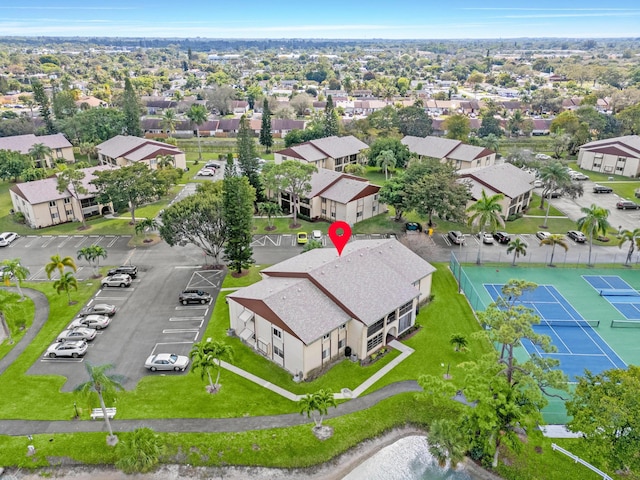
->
[161,109,177,138]
[427,418,467,468]
[78,142,97,163]
[257,201,281,230]
[236,114,263,201]
[506,110,525,137]
[91,163,165,225]
[32,80,56,134]
[302,239,323,253]
[160,182,227,266]
[618,228,640,266]
[397,105,433,137]
[443,114,470,141]
[375,149,396,180]
[56,167,88,228]
[578,204,611,266]
[467,191,505,265]
[259,98,273,153]
[379,174,410,221]
[540,234,569,266]
[75,362,125,445]
[28,143,52,168]
[45,254,77,279]
[404,158,470,226]
[223,175,255,274]
[186,104,208,162]
[1,258,30,301]
[122,77,142,137]
[478,115,503,138]
[77,245,107,278]
[617,103,640,135]
[60,108,126,144]
[53,271,78,305]
[479,133,500,153]
[449,333,467,352]
[367,137,410,169]
[298,389,337,430]
[189,340,234,394]
[261,161,316,228]
[366,105,399,136]
[538,162,571,226]
[0,150,30,182]
[115,427,164,474]
[343,163,366,176]
[566,366,640,475]
[506,238,527,266]
[323,95,340,137]
[134,217,159,242]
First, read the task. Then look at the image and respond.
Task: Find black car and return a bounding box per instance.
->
[593,185,613,194]
[405,222,422,232]
[107,265,138,278]
[492,232,511,244]
[616,200,640,210]
[179,289,212,305]
[567,230,587,243]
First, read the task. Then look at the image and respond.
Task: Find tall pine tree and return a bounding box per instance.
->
[223,174,255,275]
[236,114,264,201]
[259,98,273,153]
[122,77,142,137]
[32,80,56,134]
[323,95,339,138]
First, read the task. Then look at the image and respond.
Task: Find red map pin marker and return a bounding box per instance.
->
[328,221,351,256]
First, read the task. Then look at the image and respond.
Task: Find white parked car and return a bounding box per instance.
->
[69,314,111,330]
[477,233,494,244]
[536,231,552,241]
[311,230,323,241]
[57,327,97,342]
[45,340,88,358]
[145,353,190,372]
[197,168,216,176]
[0,232,19,247]
[101,274,132,288]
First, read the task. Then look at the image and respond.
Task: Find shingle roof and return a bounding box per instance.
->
[580,135,640,158]
[446,144,493,162]
[459,163,535,199]
[276,136,368,162]
[0,133,72,154]
[96,135,182,161]
[401,135,460,158]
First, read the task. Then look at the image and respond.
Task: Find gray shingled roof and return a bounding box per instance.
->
[290,143,327,162]
[309,135,369,159]
[446,143,490,162]
[320,176,371,203]
[401,136,460,159]
[230,277,350,345]
[459,163,535,199]
[96,135,181,160]
[580,135,640,155]
[261,239,435,325]
[0,133,71,154]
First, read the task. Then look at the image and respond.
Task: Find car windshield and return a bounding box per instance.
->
[169,354,178,363]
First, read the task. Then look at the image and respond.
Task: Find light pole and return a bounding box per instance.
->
[441,362,451,380]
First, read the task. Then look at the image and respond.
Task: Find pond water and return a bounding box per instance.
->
[343,436,475,480]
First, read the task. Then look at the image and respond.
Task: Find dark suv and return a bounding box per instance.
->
[107,265,138,278]
[616,200,640,210]
[492,232,511,244]
[179,289,212,305]
[593,185,613,194]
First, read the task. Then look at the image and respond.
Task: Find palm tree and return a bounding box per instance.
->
[618,228,640,266]
[449,333,468,352]
[540,234,569,267]
[77,245,107,278]
[257,201,282,230]
[189,340,234,394]
[53,271,78,304]
[186,104,208,162]
[28,143,52,168]
[298,389,337,430]
[466,191,505,265]
[161,108,178,138]
[577,204,611,266]
[376,149,396,180]
[538,162,570,227]
[78,142,97,163]
[155,154,175,169]
[75,363,125,445]
[480,133,500,152]
[135,217,159,242]
[1,258,30,301]
[45,254,77,280]
[428,418,467,468]
[506,238,527,266]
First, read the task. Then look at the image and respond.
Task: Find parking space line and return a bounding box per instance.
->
[74,236,89,248]
[106,236,119,247]
[41,357,85,363]
[150,341,195,355]
[162,330,201,341]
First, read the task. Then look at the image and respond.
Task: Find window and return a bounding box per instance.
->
[338,339,345,349]
[367,332,383,351]
[339,323,346,330]
[386,311,397,324]
[66,210,73,216]
[273,345,284,358]
[322,209,327,215]
[356,211,363,218]
[273,327,282,339]
[63,198,71,204]
[322,347,330,359]
[322,333,330,340]
[51,212,58,219]
[367,318,384,337]
[399,301,413,316]
[49,201,56,207]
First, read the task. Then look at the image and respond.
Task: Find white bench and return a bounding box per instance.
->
[90,407,116,420]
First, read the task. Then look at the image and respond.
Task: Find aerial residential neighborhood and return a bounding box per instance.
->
[1,7,640,479]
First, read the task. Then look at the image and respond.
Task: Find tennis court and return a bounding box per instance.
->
[484,283,627,380]
[583,275,640,322]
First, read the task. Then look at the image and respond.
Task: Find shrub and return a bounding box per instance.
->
[115,427,164,473]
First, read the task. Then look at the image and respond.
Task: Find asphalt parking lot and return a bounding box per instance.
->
[26,264,224,392]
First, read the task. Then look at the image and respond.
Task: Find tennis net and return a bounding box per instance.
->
[598,289,640,297]
[538,319,600,328]
[611,319,640,328]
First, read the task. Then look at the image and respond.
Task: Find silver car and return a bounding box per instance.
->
[78,303,117,317]
[57,327,97,342]
[69,314,111,330]
[101,274,132,288]
[145,353,190,372]
[0,232,18,247]
[45,340,88,358]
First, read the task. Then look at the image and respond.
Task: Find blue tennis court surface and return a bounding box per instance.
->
[484,284,627,380]
[583,275,640,321]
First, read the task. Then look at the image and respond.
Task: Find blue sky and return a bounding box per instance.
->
[1,1,639,39]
